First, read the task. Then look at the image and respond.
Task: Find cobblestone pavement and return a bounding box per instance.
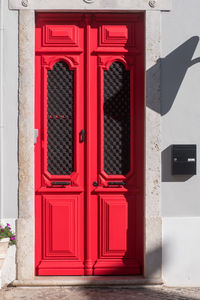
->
[1,286,200,300]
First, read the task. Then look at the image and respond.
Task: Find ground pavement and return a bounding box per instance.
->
[1,286,200,300]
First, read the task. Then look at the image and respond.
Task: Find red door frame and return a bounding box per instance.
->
[35,13,145,276]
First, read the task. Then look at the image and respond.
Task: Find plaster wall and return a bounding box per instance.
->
[163,217,200,286]
[0,0,18,219]
[161,0,200,285]
[0,0,18,286]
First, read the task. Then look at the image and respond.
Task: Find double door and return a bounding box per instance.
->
[35,13,144,275]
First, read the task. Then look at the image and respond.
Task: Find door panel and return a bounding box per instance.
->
[35,13,144,276]
[99,195,128,256]
[91,14,144,275]
[35,14,85,275]
[44,195,80,257]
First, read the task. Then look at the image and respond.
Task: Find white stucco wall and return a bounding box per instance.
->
[0,0,18,287]
[161,0,200,286]
[0,0,18,220]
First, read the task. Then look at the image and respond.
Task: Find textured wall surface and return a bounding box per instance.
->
[0,0,18,219]
[161,0,200,217]
[145,11,162,280]
[9,0,172,11]
[163,217,200,286]
[161,0,200,285]
[17,9,35,280]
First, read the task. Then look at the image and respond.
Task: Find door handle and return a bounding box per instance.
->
[51,182,70,186]
[80,129,85,142]
[108,181,126,186]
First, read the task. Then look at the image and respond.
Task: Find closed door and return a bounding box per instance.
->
[35,13,144,276]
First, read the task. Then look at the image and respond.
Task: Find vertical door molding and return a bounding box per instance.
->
[17,10,162,281]
[17,9,35,280]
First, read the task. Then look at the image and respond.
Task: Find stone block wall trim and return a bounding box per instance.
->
[17,9,35,280]
[17,10,162,280]
[145,10,162,278]
[9,0,172,11]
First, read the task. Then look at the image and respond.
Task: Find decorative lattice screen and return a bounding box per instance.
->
[104,61,130,175]
[47,61,74,175]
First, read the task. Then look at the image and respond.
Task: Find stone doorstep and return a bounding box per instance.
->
[11,276,163,287]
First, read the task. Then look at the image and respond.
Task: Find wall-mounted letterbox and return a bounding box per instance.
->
[172,145,197,175]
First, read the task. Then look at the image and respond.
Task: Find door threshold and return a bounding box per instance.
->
[11,276,163,287]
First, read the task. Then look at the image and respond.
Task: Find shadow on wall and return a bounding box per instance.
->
[145,244,162,278]
[147,36,200,116]
[148,37,200,182]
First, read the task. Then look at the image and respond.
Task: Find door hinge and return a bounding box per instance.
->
[34,129,39,144]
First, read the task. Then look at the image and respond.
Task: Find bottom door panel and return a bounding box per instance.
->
[44,195,78,258]
[94,194,141,275]
[37,261,85,276]
[36,194,84,275]
[99,195,128,258]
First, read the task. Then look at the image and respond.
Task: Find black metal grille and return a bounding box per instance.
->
[47,61,74,175]
[104,61,130,175]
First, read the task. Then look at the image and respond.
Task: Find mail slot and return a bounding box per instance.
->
[172,145,197,175]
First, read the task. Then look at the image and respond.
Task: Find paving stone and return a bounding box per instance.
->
[1,286,200,300]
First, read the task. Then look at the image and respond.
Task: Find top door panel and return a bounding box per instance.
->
[92,14,144,54]
[35,14,84,53]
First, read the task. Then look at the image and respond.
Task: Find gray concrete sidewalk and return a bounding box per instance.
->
[1,286,200,300]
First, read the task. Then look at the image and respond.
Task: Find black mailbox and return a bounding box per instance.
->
[172,145,197,175]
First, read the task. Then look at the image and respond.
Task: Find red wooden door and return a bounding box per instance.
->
[35,13,144,276]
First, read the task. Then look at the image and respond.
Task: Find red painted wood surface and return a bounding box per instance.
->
[35,13,144,276]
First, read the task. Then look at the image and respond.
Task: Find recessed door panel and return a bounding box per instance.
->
[44,195,80,258]
[35,13,144,276]
[99,195,128,256]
